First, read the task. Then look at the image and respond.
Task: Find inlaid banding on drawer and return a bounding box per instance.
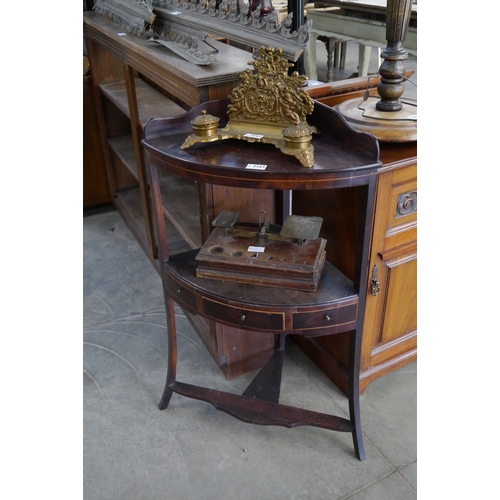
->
[164,274,198,313]
[292,302,358,331]
[202,298,284,331]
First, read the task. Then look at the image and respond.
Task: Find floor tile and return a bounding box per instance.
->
[83,211,164,328]
[342,470,417,500]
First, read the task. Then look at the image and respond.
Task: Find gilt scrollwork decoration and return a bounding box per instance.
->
[181,46,317,167]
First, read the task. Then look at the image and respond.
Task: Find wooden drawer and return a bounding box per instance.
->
[202,298,285,331]
[164,251,360,337]
[292,302,358,332]
[164,273,198,314]
[379,163,417,250]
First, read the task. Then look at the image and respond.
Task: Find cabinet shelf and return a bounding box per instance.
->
[158,171,202,250]
[115,187,193,261]
[100,78,186,129]
[108,135,137,179]
[113,188,151,259]
[109,136,202,250]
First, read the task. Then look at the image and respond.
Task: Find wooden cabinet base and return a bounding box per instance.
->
[290,90,417,395]
[292,334,416,395]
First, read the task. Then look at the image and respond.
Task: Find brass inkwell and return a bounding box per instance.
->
[181,46,317,167]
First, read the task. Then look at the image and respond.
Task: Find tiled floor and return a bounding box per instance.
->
[83,212,416,500]
[83,39,417,499]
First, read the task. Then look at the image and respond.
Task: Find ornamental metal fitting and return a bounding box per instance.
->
[181,46,317,167]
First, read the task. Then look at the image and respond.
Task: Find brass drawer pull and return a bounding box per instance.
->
[240,314,246,322]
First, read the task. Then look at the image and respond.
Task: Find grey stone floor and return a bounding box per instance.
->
[83,38,417,500]
[83,210,416,500]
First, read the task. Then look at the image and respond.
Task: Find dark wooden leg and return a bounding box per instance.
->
[348,178,376,461]
[159,294,178,410]
[348,329,365,460]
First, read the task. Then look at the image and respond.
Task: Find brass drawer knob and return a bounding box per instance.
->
[324,315,331,322]
[240,314,246,322]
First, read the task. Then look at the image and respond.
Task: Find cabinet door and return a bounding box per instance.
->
[360,163,417,387]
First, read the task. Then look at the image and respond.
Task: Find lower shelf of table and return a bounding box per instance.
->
[163,249,359,336]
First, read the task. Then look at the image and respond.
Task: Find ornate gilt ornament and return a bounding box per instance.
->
[181,46,317,167]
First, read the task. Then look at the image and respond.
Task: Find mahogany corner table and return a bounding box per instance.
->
[142,98,381,460]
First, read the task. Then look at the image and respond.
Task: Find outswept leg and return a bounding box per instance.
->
[348,329,365,460]
[159,295,178,410]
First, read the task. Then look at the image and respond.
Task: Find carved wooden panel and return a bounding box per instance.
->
[384,163,417,249]
[370,248,417,363]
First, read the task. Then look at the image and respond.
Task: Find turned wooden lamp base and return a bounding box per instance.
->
[334,0,417,142]
[337,96,417,143]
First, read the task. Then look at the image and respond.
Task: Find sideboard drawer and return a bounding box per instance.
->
[381,163,417,249]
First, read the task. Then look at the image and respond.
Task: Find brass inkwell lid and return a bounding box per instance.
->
[181,46,317,167]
